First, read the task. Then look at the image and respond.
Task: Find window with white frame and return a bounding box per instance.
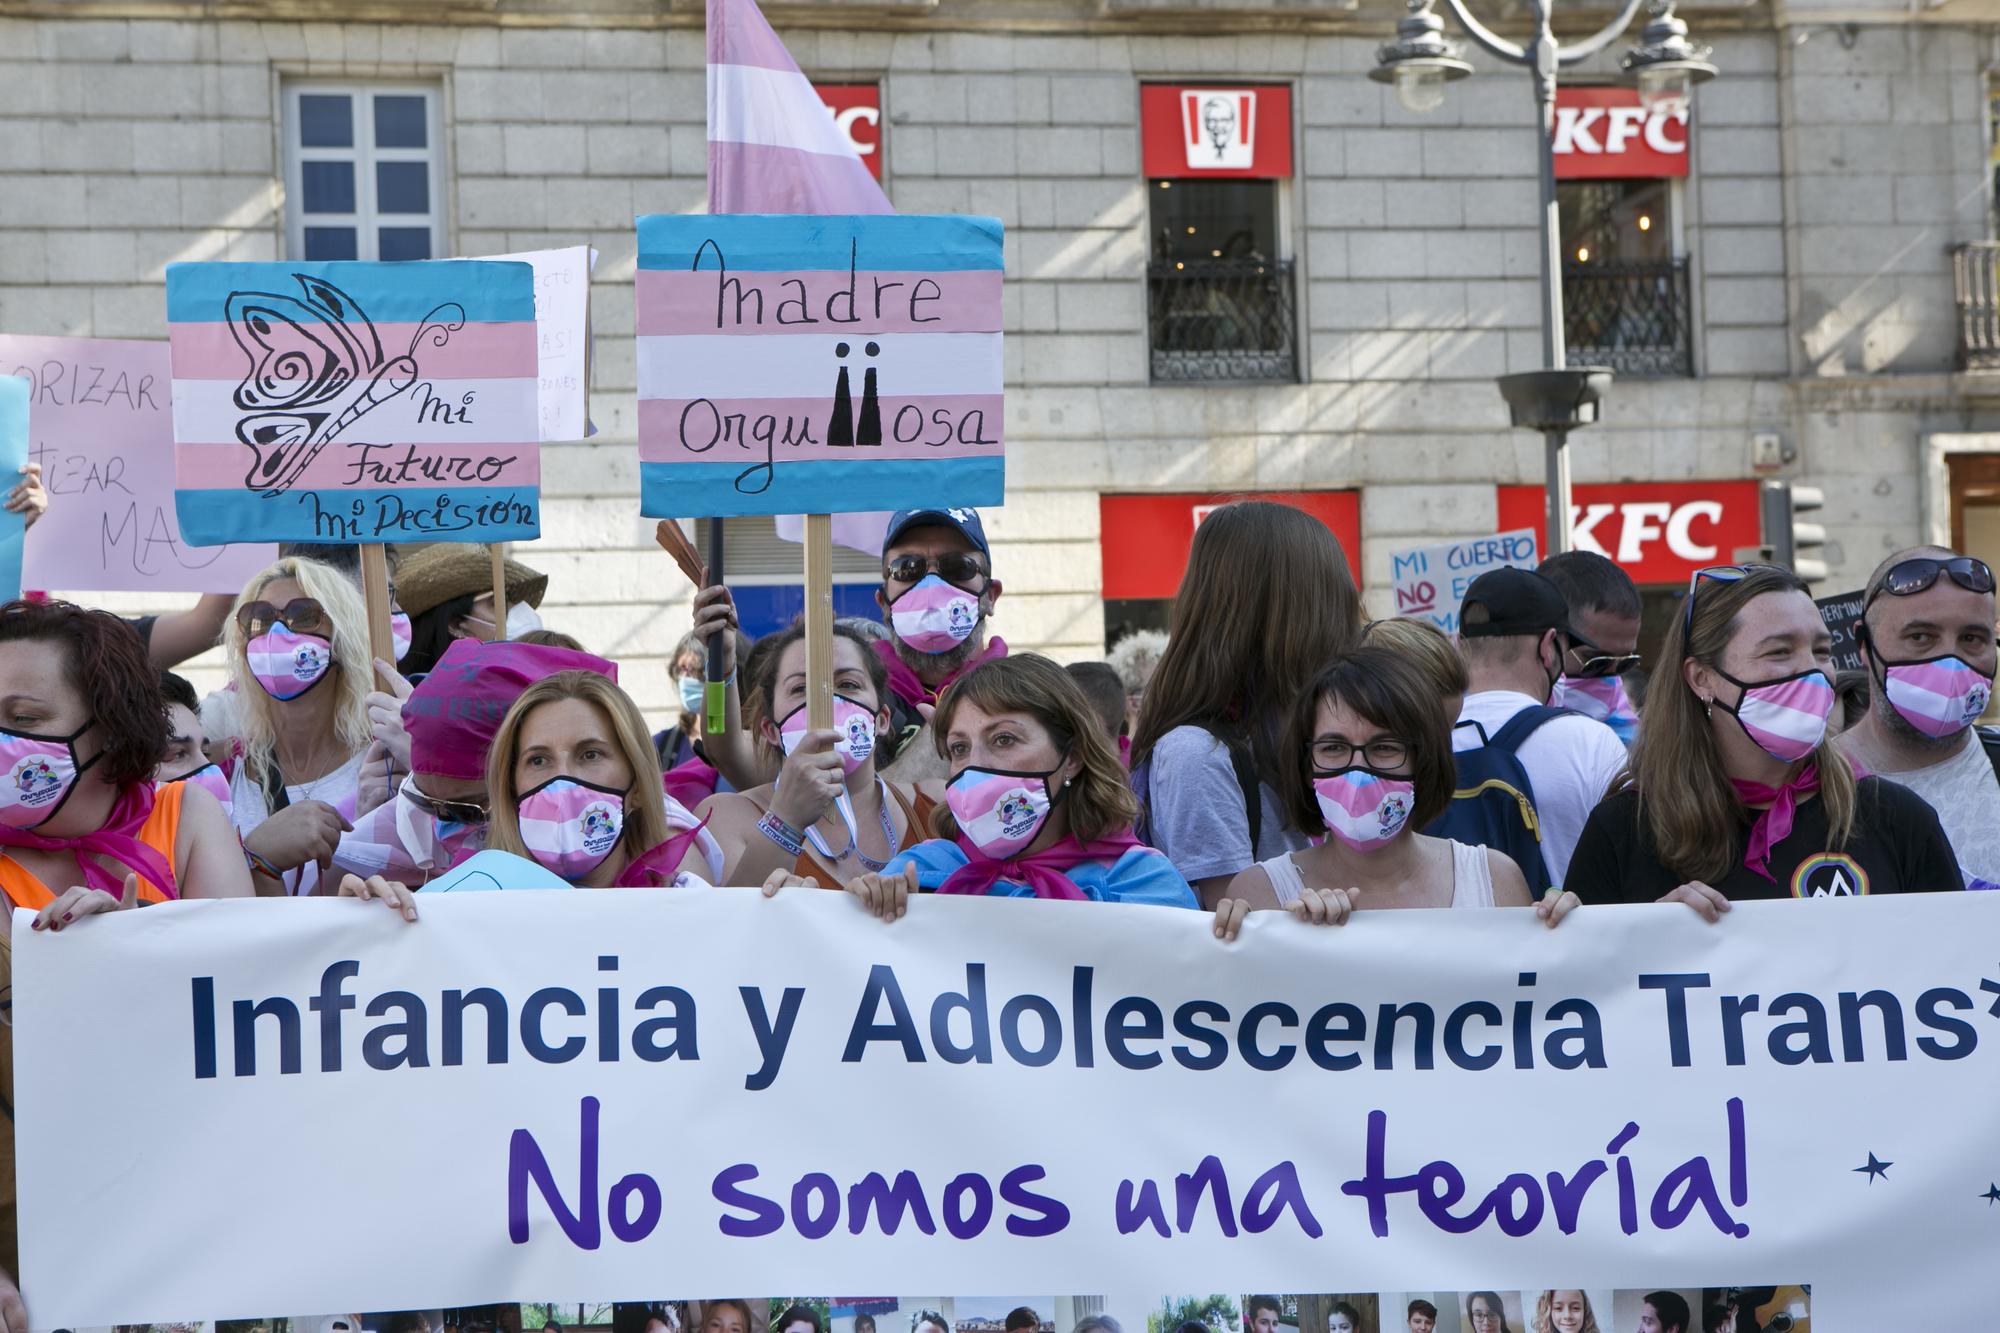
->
[283,84,444,262]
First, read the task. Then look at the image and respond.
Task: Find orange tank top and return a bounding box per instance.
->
[790,784,937,886]
[0,783,182,910]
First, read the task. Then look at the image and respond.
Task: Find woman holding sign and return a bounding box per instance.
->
[698,621,940,889]
[1564,564,1961,908]
[820,654,1196,913]
[1208,648,1577,939]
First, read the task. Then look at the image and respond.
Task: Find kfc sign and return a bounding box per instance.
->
[1495,481,1761,584]
[816,83,882,180]
[1100,490,1358,599]
[1140,83,1294,180]
[1552,86,1689,180]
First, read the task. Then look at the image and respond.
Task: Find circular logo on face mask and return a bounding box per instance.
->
[1966,683,1993,725]
[1791,853,1870,898]
[580,803,620,854]
[946,600,975,631]
[14,759,59,804]
[1377,791,1412,836]
[845,716,874,757]
[996,790,1038,836]
[291,645,326,679]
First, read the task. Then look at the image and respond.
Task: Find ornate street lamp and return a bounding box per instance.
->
[1371,0,1717,555]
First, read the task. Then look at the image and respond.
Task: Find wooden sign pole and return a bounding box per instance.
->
[488,542,509,642]
[359,544,396,686]
[803,513,834,731]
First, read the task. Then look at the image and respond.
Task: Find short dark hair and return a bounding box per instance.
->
[1245,1299,1281,1326]
[1406,1303,1436,1323]
[1539,549,1640,621]
[1280,646,1457,835]
[1065,660,1127,739]
[0,600,168,787]
[1004,1310,1040,1333]
[1644,1293,1689,1333]
[159,670,200,714]
[775,1308,821,1333]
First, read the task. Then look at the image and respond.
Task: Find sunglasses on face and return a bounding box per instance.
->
[401,777,489,827]
[236,597,330,639]
[883,552,986,587]
[1565,634,1642,679]
[1869,555,1996,605]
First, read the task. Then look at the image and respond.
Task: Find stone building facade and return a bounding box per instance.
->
[0,0,1995,712]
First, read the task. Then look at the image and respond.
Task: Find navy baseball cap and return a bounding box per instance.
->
[883,507,990,557]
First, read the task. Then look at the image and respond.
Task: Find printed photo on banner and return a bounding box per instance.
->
[1517,1290,1611,1333]
[829,1297,956,1333]
[952,1297,1054,1333]
[163,258,541,545]
[1376,1294,1450,1333]
[0,334,276,593]
[1146,1294,1241,1333]
[634,213,1004,519]
[1291,1296,1377,1333]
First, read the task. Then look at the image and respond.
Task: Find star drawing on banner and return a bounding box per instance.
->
[1983,1184,2000,1206]
[1980,975,2000,1016]
[1854,1152,1892,1184]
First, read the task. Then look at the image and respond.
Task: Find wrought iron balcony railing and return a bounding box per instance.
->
[1563,256,1695,379]
[1147,258,1298,383]
[1952,242,2000,372]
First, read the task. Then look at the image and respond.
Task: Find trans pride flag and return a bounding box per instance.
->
[164,259,540,545]
[634,213,1004,520]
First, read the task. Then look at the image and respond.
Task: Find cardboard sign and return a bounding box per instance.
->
[0,376,24,600]
[1817,589,1869,674]
[634,214,1005,518]
[0,335,275,593]
[469,245,596,443]
[13,891,1994,1323]
[1389,528,1540,634]
[164,259,540,544]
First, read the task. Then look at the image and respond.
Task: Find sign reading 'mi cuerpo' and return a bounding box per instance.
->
[634,213,1004,519]
[13,890,1999,1322]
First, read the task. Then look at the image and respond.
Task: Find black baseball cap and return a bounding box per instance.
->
[1459,567,1570,638]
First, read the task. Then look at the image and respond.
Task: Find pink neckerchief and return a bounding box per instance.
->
[937,829,1143,900]
[614,818,712,888]
[872,636,1009,710]
[1730,762,1821,882]
[0,781,178,899]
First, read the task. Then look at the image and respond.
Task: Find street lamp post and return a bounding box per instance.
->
[1371,0,1716,556]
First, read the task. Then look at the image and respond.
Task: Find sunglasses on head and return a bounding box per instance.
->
[1680,562,1784,638]
[236,597,330,639]
[1867,555,1995,606]
[883,552,985,587]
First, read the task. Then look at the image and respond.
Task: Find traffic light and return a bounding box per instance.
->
[1759,480,1828,584]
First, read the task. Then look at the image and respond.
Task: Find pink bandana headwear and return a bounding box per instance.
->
[938,830,1146,900]
[872,636,1008,711]
[0,780,177,899]
[1731,761,1822,882]
[404,639,618,781]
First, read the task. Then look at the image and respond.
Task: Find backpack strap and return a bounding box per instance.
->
[1204,725,1264,853]
[1488,704,1573,753]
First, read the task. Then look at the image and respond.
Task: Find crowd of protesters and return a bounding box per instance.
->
[0,490,1991,1321]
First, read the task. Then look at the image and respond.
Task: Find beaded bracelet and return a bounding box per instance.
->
[757,810,805,857]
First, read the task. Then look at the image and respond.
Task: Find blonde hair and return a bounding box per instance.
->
[1532,1293,1599,1333]
[929,654,1138,844]
[225,556,374,781]
[484,670,671,877]
[1361,617,1470,701]
[1623,565,1855,883]
[1106,629,1169,695]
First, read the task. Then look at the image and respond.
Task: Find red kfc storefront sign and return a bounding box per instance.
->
[1552,86,1689,180]
[1140,84,1294,179]
[1100,491,1359,599]
[1496,481,1760,584]
[816,84,882,180]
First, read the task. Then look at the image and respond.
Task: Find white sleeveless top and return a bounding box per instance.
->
[1257,839,1495,908]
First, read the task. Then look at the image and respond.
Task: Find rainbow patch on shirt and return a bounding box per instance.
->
[1790,852,1870,898]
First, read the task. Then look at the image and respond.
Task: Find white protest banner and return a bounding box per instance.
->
[0,335,275,593]
[15,891,1999,1322]
[469,245,596,443]
[1389,528,1539,634]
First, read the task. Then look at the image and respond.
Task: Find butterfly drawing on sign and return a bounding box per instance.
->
[224,273,465,496]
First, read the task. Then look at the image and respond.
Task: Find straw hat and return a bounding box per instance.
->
[394,543,548,618]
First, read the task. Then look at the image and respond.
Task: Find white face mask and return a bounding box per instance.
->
[506,601,543,636]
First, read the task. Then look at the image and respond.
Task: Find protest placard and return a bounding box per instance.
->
[14,889,1996,1323]
[470,245,596,443]
[0,335,275,593]
[0,376,24,600]
[634,214,1005,519]
[1816,589,1868,674]
[1388,528,1540,634]
[164,259,540,545]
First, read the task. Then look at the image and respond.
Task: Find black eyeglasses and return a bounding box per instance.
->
[1867,556,1995,606]
[236,597,331,638]
[401,777,489,827]
[884,552,986,587]
[1311,737,1410,772]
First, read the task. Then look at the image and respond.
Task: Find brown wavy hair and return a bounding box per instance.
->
[929,653,1138,844]
[1621,565,1854,882]
[0,599,168,787]
[1130,499,1363,780]
[1280,647,1457,834]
